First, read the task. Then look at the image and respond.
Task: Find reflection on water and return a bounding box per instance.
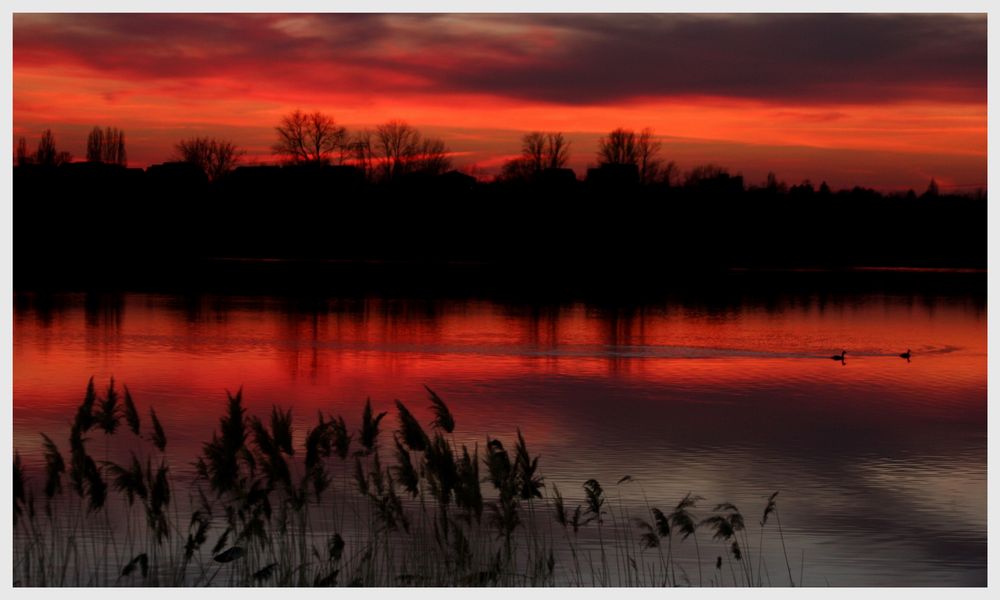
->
[12,287,986,585]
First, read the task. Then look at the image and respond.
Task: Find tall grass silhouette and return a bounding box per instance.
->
[13,378,800,587]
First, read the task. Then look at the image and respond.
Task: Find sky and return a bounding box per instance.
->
[12,13,987,191]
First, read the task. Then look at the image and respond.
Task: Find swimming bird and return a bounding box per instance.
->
[899,349,911,361]
[830,350,846,362]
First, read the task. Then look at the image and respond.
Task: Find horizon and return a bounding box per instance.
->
[10,144,987,196]
[12,13,987,193]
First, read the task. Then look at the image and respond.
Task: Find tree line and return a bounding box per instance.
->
[14,111,986,287]
[14,110,457,184]
[14,110,974,199]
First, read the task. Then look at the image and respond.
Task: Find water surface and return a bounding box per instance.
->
[12,284,986,585]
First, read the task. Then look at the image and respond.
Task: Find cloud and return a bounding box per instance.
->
[14,14,986,106]
[11,14,986,190]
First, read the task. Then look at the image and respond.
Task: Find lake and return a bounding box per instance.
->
[12,275,986,586]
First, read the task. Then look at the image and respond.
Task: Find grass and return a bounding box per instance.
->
[13,377,802,587]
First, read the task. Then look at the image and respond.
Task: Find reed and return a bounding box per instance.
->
[13,377,804,588]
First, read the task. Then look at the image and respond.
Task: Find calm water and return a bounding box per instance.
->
[12,285,987,586]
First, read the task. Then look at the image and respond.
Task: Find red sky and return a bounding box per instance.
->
[12,13,987,191]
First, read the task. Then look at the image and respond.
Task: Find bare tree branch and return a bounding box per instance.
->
[273,110,348,165]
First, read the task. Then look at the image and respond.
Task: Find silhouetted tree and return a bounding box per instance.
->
[545,132,570,170]
[34,130,72,167]
[789,180,815,198]
[661,160,680,187]
[15,137,30,167]
[636,128,663,184]
[175,137,245,181]
[273,110,348,165]
[414,137,451,175]
[597,128,638,166]
[523,131,570,171]
[375,120,451,182]
[685,164,742,192]
[349,130,377,181]
[924,178,940,198]
[522,131,546,173]
[499,156,533,183]
[597,127,662,184]
[376,120,419,182]
[86,126,127,165]
[499,131,570,183]
[764,171,787,194]
[35,130,56,166]
[686,164,725,184]
[86,128,101,162]
[496,158,524,182]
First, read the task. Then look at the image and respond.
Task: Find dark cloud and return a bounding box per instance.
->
[13,13,986,105]
[439,13,986,104]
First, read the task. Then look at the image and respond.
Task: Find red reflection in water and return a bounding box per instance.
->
[13,294,985,458]
[11,292,987,585]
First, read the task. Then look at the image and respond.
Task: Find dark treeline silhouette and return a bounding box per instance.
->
[16,129,73,167]
[86,126,127,166]
[14,114,986,292]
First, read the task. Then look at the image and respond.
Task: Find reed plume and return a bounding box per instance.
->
[651,507,671,539]
[13,451,25,526]
[359,398,386,454]
[82,453,107,512]
[514,428,543,500]
[199,389,247,495]
[635,517,660,548]
[395,399,429,452]
[331,415,352,459]
[763,491,794,586]
[484,438,521,543]
[425,432,458,506]
[146,460,171,543]
[74,376,97,432]
[583,479,605,524]
[270,405,294,456]
[40,433,65,499]
[669,493,702,540]
[455,443,483,522]
[149,407,167,451]
[184,511,211,560]
[670,492,704,585]
[104,453,147,505]
[392,435,420,498]
[485,438,514,494]
[96,377,121,435]
[552,484,567,528]
[304,412,332,469]
[122,385,141,436]
[761,491,778,526]
[251,414,291,489]
[304,413,333,499]
[425,385,455,433]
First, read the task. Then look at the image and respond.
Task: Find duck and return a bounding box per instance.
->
[899,349,911,361]
[830,350,846,362]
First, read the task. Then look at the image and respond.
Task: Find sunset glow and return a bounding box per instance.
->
[12,13,987,191]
